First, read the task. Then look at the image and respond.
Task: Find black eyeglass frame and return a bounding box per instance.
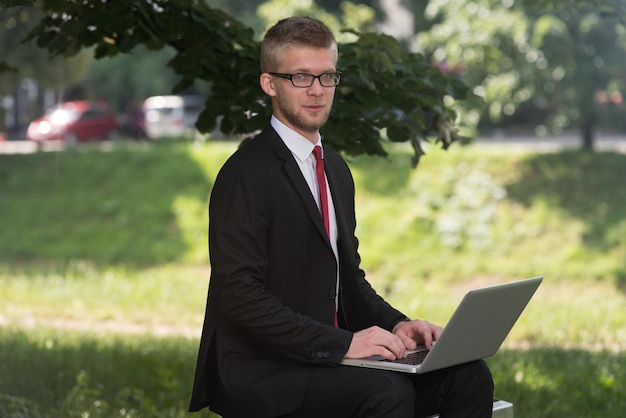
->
[268,72,342,88]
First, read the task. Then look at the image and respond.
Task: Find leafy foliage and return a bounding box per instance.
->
[331,30,468,164]
[0,0,469,165]
[0,4,88,102]
[418,0,626,147]
[0,0,33,7]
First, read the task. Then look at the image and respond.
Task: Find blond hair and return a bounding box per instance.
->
[260,16,337,73]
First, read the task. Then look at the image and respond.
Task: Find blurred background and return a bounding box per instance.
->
[1,1,625,417]
[2,0,626,148]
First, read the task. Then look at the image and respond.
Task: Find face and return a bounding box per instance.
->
[260,45,338,143]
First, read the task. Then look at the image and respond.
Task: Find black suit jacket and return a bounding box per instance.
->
[189,125,406,417]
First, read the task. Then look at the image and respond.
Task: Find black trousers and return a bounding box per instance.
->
[280,360,494,418]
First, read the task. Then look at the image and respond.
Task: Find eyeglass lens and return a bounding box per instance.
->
[292,73,340,87]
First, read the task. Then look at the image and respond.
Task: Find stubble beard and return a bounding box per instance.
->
[276,94,332,135]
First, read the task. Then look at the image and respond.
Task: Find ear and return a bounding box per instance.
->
[260,73,276,97]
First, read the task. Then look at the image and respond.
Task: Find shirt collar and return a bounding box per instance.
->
[271,115,322,163]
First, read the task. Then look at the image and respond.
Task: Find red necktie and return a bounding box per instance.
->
[313,146,338,327]
[313,146,330,237]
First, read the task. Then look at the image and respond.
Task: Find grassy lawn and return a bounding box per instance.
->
[1,139,625,417]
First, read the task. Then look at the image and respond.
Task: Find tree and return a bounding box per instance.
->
[530,5,626,150]
[86,46,184,111]
[417,0,626,150]
[0,0,468,166]
[0,5,89,133]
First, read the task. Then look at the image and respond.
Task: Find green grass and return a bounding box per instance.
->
[1,327,623,417]
[1,140,625,417]
[0,327,212,418]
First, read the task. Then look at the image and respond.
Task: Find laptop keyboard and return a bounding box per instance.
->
[384,349,429,365]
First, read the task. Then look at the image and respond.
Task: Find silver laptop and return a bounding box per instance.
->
[341,276,542,374]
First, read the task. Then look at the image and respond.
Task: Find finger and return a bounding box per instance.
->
[422,322,442,345]
[384,333,408,359]
[421,329,434,349]
[392,336,408,358]
[355,327,405,359]
[365,340,399,361]
[398,334,417,350]
[424,322,444,349]
[433,324,444,340]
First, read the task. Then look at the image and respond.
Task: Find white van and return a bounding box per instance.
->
[142,95,206,140]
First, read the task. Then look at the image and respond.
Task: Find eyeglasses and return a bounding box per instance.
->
[268,72,342,88]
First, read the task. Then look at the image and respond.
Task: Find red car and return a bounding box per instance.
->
[27,101,120,144]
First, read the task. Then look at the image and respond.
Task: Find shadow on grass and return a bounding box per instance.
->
[1,326,624,418]
[505,151,626,288]
[488,347,626,418]
[0,327,217,418]
[0,143,214,270]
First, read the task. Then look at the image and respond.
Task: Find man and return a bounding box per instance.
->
[189,16,494,417]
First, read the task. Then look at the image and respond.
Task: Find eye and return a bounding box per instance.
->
[292,73,309,81]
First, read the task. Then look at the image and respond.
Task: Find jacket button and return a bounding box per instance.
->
[328,289,336,299]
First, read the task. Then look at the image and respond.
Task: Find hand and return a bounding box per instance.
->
[392,319,443,351]
[344,326,407,360]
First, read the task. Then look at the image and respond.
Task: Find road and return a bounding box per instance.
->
[2,131,626,154]
[475,130,626,153]
[0,139,64,154]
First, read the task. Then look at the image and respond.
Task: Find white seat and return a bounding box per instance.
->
[492,399,515,418]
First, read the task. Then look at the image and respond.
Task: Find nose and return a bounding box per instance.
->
[308,78,325,95]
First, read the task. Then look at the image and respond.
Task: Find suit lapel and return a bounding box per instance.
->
[263,126,331,245]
